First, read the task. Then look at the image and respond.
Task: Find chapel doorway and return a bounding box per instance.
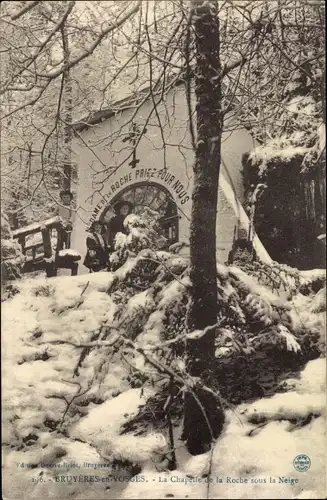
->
[100,182,179,246]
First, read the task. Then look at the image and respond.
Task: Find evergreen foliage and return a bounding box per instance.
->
[35,213,325,435]
[1,211,25,292]
[1,211,325,481]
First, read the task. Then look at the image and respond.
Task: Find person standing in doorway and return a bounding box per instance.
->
[103,201,133,271]
[83,221,108,272]
[106,200,133,248]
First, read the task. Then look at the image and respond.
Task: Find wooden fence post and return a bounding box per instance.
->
[41,226,57,277]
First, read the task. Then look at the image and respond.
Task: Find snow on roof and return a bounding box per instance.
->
[73,77,185,132]
[72,77,242,133]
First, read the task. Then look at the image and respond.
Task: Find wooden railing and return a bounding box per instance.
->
[12,216,80,277]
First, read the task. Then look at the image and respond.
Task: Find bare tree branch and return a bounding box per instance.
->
[10,1,40,21]
[36,2,142,80]
[2,1,75,94]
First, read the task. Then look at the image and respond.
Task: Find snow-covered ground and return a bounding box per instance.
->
[2,271,326,499]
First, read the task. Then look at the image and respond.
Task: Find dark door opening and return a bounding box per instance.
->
[100,182,179,246]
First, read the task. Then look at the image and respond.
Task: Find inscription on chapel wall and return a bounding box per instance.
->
[88,168,190,224]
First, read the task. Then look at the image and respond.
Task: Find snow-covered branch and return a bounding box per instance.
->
[37,2,142,80]
[9,1,41,21]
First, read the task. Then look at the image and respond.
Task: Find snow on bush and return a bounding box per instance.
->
[1,211,25,285]
[109,211,167,272]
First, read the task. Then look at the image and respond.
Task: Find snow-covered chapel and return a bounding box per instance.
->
[71,81,271,272]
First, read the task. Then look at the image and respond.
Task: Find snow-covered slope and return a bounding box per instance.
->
[123,359,326,499]
[2,266,326,499]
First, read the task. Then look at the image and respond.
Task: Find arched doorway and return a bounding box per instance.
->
[100,182,180,245]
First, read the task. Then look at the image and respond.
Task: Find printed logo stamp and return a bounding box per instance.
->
[293,455,311,472]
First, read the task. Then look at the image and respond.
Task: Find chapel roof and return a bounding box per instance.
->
[72,75,255,137]
[73,76,186,132]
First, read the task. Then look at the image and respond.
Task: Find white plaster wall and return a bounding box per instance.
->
[72,85,256,273]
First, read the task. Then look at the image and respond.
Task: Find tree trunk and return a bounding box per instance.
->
[61,23,73,192]
[183,0,225,456]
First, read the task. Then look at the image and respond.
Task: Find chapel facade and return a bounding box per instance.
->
[71,83,271,272]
